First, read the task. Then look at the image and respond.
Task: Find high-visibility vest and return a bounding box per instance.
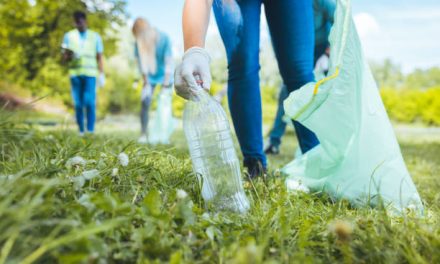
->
[66,29,99,77]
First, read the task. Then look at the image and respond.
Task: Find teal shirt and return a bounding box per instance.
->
[314,0,336,46]
[134,31,173,84]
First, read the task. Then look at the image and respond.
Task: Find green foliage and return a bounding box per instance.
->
[421,88,440,125]
[381,87,440,125]
[97,68,139,115]
[371,60,440,91]
[0,114,439,263]
[0,0,127,97]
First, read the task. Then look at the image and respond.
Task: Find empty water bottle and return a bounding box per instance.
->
[183,88,250,213]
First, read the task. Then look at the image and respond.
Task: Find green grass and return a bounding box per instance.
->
[0,115,439,264]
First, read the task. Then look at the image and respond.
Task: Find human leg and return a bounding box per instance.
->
[213,0,266,168]
[268,85,289,148]
[70,76,85,133]
[264,0,319,154]
[83,76,97,133]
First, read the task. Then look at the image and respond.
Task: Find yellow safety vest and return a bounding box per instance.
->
[66,29,99,77]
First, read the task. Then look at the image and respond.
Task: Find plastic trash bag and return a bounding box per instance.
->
[148,88,175,144]
[282,0,423,214]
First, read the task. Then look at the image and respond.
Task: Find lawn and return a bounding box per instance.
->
[0,113,439,264]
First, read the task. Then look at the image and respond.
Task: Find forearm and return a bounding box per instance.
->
[183,0,213,51]
[97,53,104,73]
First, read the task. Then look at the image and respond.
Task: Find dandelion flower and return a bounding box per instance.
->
[111,168,119,177]
[82,169,99,180]
[66,156,86,168]
[286,179,310,193]
[118,152,129,167]
[328,219,353,241]
[73,176,86,189]
[176,189,188,199]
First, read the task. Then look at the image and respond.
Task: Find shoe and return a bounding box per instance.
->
[264,144,280,155]
[244,158,267,180]
[138,135,148,144]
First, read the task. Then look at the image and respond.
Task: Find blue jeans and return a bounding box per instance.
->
[213,0,318,167]
[269,43,329,149]
[70,76,96,133]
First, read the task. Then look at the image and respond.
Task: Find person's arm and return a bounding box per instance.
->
[182,0,213,50]
[97,53,104,73]
[96,33,105,87]
[61,33,73,64]
[174,0,213,99]
[96,34,104,74]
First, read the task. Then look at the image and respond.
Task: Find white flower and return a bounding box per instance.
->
[82,169,99,180]
[66,156,86,168]
[73,176,86,189]
[45,134,54,140]
[111,168,119,177]
[176,189,188,199]
[78,194,95,210]
[118,152,129,167]
[286,179,310,193]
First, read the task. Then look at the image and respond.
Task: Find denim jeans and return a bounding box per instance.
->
[70,76,96,133]
[140,84,157,135]
[213,0,317,167]
[269,43,328,149]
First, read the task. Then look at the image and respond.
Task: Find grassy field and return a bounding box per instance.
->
[0,113,439,264]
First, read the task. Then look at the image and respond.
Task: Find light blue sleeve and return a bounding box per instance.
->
[96,33,104,54]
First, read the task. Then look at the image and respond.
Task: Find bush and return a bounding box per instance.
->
[380,87,440,126]
[421,87,440,125]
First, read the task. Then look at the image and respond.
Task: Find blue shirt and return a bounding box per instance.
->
[314,0,336,46]
[134,31,173,84]
[62,30,104,54]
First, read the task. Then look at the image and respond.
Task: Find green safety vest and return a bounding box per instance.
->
[66,29,99,77]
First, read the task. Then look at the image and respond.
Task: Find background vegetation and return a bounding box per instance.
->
[1,2,439,126]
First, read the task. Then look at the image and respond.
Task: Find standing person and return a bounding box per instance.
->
[265,0,335,155]
[175,0,318,178]
[132,18,174,144]
[62,11,105,136]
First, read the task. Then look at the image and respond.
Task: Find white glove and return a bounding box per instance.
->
[98,73,106,88]
[174,47,211,99]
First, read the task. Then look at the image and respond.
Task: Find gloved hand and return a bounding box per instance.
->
[174,47,211,99]
[141,83,153,101]
[98,73,106,88]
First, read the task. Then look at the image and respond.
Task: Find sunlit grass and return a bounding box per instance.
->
[0,114,439,263]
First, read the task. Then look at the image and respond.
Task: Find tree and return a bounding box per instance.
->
[0,0,127,98]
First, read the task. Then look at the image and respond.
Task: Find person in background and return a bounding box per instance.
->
[174,0,319,179]
[314,46,331,77]
[62,11,105,136]
[132,18,174,144]
[264,0,335,155]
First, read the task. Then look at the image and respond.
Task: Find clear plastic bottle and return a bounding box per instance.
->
[183,89,250,213]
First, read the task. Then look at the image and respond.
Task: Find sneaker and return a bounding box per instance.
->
[244,158,267,180]
[138,135,148,144]
[264,144,280,155]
